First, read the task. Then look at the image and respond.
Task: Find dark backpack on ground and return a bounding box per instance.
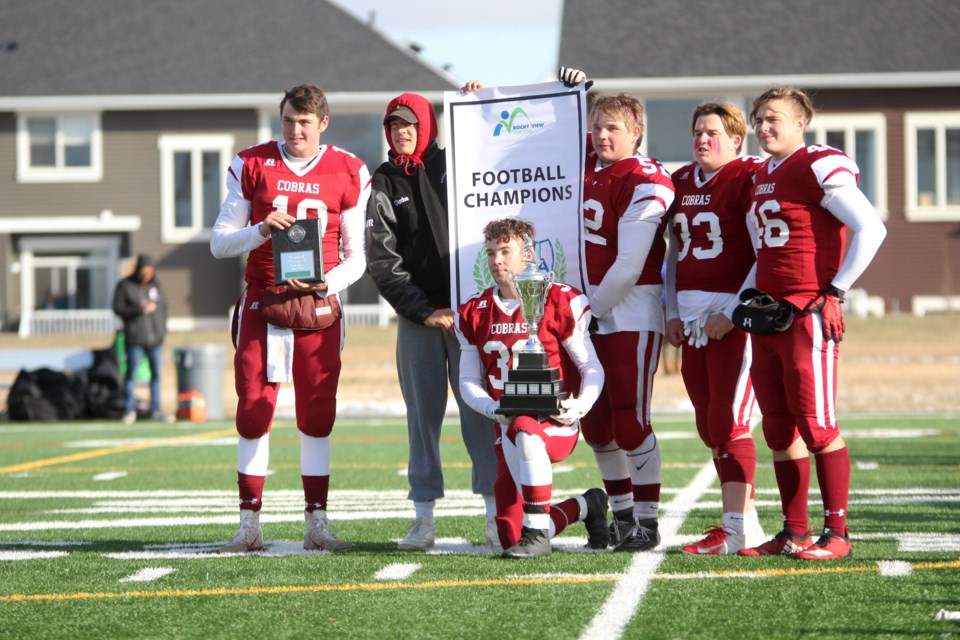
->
[6,367,87,421]
[86,347,125,419]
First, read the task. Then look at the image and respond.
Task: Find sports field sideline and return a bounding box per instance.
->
[0,412,957,639]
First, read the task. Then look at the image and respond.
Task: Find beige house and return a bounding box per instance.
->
[0,0,456,336]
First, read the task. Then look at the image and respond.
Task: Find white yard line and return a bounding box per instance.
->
[93,471,128,481]
[374,563,421,580]
[579,461,719,640]
[0,550,69,561]
[877,561,913,577]
[119,567,177,582]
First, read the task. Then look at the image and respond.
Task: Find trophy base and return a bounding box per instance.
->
[496,391,568,417]
[496,351,566,417]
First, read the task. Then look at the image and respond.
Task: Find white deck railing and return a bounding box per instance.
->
[20,302,396,337]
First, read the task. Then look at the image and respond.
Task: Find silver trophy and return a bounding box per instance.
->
[513,238,553,355]
[497,234,567,417]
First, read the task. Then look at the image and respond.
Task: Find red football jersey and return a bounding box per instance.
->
[456,283,588,400]
[749,145,859,306]
[670,157,760,294]
[229,142,368,287]
[582,140,674,287]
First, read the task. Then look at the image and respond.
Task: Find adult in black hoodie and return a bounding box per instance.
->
[112,254,168,423]
[366,93,497,550]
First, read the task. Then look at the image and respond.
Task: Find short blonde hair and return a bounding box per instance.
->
[589,93,645,150]
[750,87,815,126]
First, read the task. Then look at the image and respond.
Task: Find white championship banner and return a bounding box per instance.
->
[444,81,588,308]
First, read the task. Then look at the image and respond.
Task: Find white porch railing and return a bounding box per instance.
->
[343,302,396,328]
[20,302,396,337]
[25,309,120,337]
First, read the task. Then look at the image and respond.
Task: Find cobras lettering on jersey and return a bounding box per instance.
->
[276,180,321,195]
[755,183,776,195]
[680,194,711,206]
[490,322,527,335]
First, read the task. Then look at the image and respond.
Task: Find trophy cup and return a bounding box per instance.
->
[496,235,568,417]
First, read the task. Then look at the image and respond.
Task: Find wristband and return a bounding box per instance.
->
[826,285,845,301]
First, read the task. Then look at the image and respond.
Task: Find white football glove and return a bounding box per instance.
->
[558,66,589,88]
[683,316,709,349]
[555,397,588,424]
[482,400,512,426]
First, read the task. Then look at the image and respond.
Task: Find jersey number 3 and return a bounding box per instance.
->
[673,211,722,261]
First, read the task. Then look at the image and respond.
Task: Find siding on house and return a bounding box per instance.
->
[559,0,960,313]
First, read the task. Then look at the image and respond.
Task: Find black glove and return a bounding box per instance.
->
[588,316,600,335]
[558,66,593,90]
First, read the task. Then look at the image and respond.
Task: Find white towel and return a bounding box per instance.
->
[266,323,294,382]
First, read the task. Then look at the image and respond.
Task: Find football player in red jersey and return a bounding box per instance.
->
[558,69,676,552]
[210,84,371,553]
[456,218,610,558]
[665,102,767,555]
[736,87,886,560]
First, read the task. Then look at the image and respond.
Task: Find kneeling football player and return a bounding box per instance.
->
[456,218,609,558]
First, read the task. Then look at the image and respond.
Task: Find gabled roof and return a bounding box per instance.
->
[0,0,456,98]
[559,0,960,85]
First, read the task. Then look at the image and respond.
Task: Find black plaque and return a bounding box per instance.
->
[272,220,324,285]
[497,352,568,417]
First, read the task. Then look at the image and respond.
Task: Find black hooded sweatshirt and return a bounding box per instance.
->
[365,93,451,324]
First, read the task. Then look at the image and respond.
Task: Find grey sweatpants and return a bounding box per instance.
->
[396,314,497,501]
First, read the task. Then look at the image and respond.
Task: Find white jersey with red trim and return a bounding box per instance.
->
[455,283,588,401]
[749,145,859,308]
[228,141,369,288]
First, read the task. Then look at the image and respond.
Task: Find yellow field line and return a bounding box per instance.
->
[0,428,238,474]
[659,558,960,578]
[3,559,957,603]
[0,575,613,602]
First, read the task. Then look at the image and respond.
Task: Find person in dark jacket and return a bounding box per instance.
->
[112,254,168,424]
[365,93,498,550]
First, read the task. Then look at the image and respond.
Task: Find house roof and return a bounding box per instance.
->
[559,0,960,87]
[0,0,457,99]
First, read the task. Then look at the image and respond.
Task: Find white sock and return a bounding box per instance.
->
[575,495,588,522]
[299,433,330,476]
[722,511,746,535]
[414,500,435,525]
[633,502,659,523]
[483,494,497,521]
[523,512,550,531]
[238,435,270,476]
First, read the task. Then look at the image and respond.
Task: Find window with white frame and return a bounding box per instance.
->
[16,113,102,182]
[807,114,887,218]
[905,112,960,221]
[158,134,234,243]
